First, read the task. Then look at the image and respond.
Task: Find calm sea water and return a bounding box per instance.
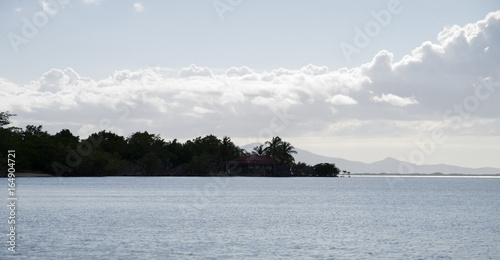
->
[2,176,500,259]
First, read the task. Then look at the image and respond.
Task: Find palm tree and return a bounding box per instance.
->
[263,136,297,166]
[278,141,297,166]
[252,144,265,155]
[264,136,282,160]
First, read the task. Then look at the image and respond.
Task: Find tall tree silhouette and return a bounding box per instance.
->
[264,136,297,166]
[264,136,282,160]
[277,141,297,166]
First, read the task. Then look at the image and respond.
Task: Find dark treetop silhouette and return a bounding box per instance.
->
[0,112,341,177]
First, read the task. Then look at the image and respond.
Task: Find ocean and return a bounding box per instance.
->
[2,176,499,259]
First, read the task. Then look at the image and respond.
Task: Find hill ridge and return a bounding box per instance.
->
[241,143,500,175]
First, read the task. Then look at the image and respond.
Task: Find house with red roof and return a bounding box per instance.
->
[227,155,291,176]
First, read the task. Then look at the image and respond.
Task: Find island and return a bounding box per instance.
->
[0,112,343,177]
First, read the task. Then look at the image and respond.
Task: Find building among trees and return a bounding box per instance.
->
[227,155,291,177]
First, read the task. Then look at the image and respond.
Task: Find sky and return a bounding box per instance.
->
[1,0,500,169]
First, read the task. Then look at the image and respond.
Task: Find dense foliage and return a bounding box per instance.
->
[0,112,341,177]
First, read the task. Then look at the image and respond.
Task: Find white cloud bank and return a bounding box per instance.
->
[1,12,499,148]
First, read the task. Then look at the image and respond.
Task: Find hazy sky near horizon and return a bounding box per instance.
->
[1,0,500,168]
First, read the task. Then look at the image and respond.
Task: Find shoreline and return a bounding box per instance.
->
[3,173,500,178]
[350,174,500,178]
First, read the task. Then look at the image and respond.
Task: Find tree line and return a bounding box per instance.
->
[0,112,341,177]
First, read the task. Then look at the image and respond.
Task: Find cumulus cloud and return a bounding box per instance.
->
[272,67,295,77]
[301,64,329,75]
[371,94,418,107]
[35,68,87,92]
[178,64,214,78]
[1,11,499,143]
[326,94,358,105]
[225,66,254,77]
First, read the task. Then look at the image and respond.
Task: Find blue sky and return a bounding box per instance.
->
[2,0,499,83]
[1,1,500,169]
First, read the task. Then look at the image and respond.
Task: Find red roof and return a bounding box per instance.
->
[231,155,278,164]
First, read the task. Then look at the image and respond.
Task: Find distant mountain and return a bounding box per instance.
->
[241,143,500,175]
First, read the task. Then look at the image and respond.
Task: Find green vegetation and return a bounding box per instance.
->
[263,136,297,167]
[0,112,341,177]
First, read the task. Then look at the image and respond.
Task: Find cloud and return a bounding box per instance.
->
[1,11,499,144]
[35,68,85,92]
[272,67,294,77]
[178,64,214,78]
[225,66,254,77]
[326,94,358,105]
[133,2,143,12]
[371,93,418,107]
[301,64,329,75]
[82,0,103,4]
